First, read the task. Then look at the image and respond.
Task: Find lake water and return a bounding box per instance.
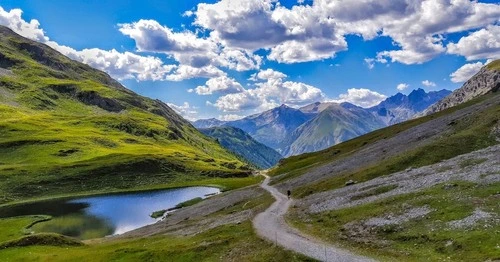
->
[0,186,220,239]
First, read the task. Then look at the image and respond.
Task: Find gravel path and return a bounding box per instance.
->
[253,173,374,262]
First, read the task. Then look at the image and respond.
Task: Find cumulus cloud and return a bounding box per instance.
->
[192,0,347,63]
[248,68,287,81]
[119,19,262,73]
[165,65,224,81]
[397,83,409,91]
[328,88,387,108]
[0,7,176,81]
[344,0,500,64]
[209,68,325,112]
[422,80,436,87]
[449,61,485,83]
[447,25,500,61]
[167,102,198,120]
[190,75,244,95]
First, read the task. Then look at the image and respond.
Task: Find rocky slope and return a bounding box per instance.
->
[423,59,500,115]
[282,103,385,157]
[371,88,451,125]
[192,118,227,129]
[0,25,250,203]
[199,126,282,169]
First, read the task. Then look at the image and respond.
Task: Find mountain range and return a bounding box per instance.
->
[199,126,282,169]
[194,88,451,157]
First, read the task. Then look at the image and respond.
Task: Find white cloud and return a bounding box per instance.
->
[249,68,287,81]
[343,0,500,64]
[192,0,347,63]
[218,114,244,121]
[328,88,387,108]
[167,102,198,120]
[191,75,244,95]
[119,19,262,75]
[165,65,224,81]
[0,7,176,81]
[209,69,325,112]
[447,25,500,61]
[396,83,409,91]
[364,58,375,69]
[422,80,436,87]
[449,62,485,83]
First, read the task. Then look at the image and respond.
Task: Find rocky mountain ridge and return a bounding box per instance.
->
[423,60,500,115]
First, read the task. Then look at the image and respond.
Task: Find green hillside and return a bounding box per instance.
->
[200,126,282,169]
[0,26,251,204]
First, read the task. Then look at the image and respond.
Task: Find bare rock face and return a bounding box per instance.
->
[423,64,500,115]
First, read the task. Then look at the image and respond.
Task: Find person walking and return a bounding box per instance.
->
[287,190,291,199]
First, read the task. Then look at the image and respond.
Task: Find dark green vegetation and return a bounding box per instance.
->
[150,210,167,219]
[175,197,203,208]
[0,233,82,249]
[200,126,282,169]
[151,197,206,218]
[288,182,500,261]
[0,26,253,205]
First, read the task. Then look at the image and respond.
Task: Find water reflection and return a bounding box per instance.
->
[0,186,219,239]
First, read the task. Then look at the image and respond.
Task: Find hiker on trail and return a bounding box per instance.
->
[287,190,291,199]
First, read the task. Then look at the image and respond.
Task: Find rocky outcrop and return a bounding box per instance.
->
[423,63,500,115]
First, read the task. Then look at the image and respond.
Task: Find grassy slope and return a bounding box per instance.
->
[0,26,251,204]
[200,126,282,169]
[288,182,500,261]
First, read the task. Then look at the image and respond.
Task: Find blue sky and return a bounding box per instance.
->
[0,0,498,120]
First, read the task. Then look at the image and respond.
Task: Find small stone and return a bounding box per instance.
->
[345,180,356,186]
[443,183,458,190]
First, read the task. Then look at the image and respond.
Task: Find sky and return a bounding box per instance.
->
[0,0,499,121]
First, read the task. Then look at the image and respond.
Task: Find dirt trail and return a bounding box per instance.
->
[252,172,374,262]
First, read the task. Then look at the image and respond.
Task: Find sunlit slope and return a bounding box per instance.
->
[0,26,250,204]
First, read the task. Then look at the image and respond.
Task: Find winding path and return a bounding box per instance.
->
[252,172,374,262]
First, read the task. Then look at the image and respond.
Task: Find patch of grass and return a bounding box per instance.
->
[0,233,82,248]
[459,158,488,168]
[150,210,167,219]
[175,197,203,209]
[0,215,49,243]
[486,59,500,71]
[288,181,500,261]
